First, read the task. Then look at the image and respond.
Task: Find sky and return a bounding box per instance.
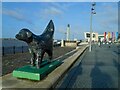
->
[1,2,118,40]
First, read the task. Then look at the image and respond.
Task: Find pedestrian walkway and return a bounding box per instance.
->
[55,44,119,89]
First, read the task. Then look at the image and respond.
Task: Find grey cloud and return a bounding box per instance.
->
[2,8,33,24]
[39,2,76,20]
[39,5,63,20]
[50,2,75,11]
[44,7,63,15]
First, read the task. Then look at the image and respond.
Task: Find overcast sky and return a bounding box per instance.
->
[2,2,118,40]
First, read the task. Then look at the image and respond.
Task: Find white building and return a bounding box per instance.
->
[84,32,119,43]
[84,32,98,42]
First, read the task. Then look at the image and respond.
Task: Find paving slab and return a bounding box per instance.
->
[56,44,119,89]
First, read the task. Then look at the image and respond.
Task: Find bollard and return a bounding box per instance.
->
[61,40,65,47]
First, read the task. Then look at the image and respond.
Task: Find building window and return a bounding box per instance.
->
[93,34,95,38]
[86,33,90,38]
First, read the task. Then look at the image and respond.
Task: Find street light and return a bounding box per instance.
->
[89,2,96,52]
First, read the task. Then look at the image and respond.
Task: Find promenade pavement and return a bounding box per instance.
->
[56,44,119,89]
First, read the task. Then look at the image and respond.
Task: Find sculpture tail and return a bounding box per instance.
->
[41,20,54,38]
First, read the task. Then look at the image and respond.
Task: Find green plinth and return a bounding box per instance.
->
[13,60,62,81]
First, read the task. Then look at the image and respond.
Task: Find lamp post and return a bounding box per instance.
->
[89,2,96,52]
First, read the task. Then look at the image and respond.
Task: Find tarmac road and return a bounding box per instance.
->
[55,43,119,89]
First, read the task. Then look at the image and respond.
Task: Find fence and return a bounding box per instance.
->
[2,46,28,56]
[2,43,61,56]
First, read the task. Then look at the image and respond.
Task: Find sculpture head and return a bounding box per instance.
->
[15,28,33,43]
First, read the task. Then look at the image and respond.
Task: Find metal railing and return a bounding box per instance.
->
[2,43,61,56]
[2,46,28,56]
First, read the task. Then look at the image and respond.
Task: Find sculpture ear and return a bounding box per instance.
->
[27,32,32,38]
[42,20,54,35]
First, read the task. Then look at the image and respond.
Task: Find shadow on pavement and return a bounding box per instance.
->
[90,65,113,89]
[56,44,118,89]
[113,59,120,72]
[56,62,83,89]
[90,47,113,89]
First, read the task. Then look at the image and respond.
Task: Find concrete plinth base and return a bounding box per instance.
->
[12,60,62,81]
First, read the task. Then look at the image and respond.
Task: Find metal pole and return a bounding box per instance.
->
[89,8,93,52]
[89,2,96,52]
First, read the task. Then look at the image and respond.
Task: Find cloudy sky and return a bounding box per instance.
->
[2,2,118,40]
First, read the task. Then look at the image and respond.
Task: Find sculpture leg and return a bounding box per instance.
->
[36,50,45,69]
[46,50,53,63]
[31,53,36,67]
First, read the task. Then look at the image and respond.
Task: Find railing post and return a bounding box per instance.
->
[22,46,23,53]
[2,46,4,56]
[13,46,15,54]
